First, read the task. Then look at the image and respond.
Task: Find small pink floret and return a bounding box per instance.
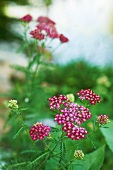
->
[59,34,69,43]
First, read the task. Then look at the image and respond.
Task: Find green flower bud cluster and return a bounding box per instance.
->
[96,114,110,125]
[74,150,84,159]
[8,100,19,109]
[66,94,75,102]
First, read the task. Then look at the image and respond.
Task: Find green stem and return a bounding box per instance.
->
[51,128,99,159]
[38,133,64,170]
[19,114,37,151]
[24,25,31,59]
[44,141,52,152]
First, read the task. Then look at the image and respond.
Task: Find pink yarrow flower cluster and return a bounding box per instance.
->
[29,122,51,140]
[48,95,70,110]
[36,22,59,39]
[27,15,69,42]
[48,93,92,140]
[76,89,101,105]
[30,29,45,40]
[37,16,56,25]
[54,103,92,125]
[62,122,88,140]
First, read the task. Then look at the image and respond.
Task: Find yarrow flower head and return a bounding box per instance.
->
[37,16,56,25]
[76,89,101,105]
[30,29,45,40]
[62,122,88,140]
[29,122,51,140]
[19,14,32,23]
[54,103,92,125]
[48,95,70,110]
[37,22,59,39]
[27,15,69,43]
[74,150,84,159]
[36,16,59,39]
[8,99,18,109]
[96,114,110,125]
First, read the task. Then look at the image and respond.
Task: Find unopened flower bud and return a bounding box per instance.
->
[74,150,84,159]
[66,94,75,102]
[59,34,69,43]
[96,114,110,125]
[8,100,18,109]
[19,14,32,23]
[47,134,52,139]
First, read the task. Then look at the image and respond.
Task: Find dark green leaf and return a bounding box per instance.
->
[100,120,113,152]
[72,145,105,170]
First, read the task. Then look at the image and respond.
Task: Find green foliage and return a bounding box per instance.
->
[100,120,113,152]
[1,58,113,169]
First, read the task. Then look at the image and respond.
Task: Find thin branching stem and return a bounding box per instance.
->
[38,133,64,170]
[24,25,32,59]
[19,114,38,151]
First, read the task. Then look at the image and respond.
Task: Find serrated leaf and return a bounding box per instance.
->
[100,120,113,152]
[72,145,105,170]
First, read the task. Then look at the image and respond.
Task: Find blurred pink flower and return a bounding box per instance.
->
[19,14,32,22]
[59,34,69,43]
[37,23,59,39]
[37,16,56,25]
[30,29,45,40]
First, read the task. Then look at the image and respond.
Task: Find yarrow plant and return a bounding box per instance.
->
[47,90,109,141]
[19,14,69,44]
[1,14,111,170]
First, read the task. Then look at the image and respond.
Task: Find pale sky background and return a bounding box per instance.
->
[1,0,113,66]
